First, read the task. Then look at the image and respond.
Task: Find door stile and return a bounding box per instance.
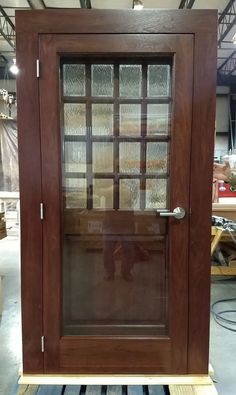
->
[167,39,193,373]
[39,45,62,372]
[188,31,217,374]
[16,32,44,373]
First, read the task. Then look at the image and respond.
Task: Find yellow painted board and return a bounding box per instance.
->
[19,374,212,386]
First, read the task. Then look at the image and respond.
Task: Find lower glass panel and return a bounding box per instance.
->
[63,211,168,335]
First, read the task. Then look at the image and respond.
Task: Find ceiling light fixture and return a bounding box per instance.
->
[9,58,19,75]
[133,0,144,10]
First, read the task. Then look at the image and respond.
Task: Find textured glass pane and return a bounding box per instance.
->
[65,178,87,208]
[147,65,170,97]
[119,142,140,173]
[63,64,85,96]
[64,103,86,135]
[120,104,141,135]
[92,104,113,135]
[146,143,168,174]
[119,65,141,97]
[93,179,113,209]
[64,142,86,173]
[120,179,140,209]
[147,104,169,135]
[93,142,113,173]
[92,64,113,96]
[146,179,167,209]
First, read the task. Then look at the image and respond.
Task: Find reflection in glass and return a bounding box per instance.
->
[119,179,140,209]
[146,142,168,174]
[147,104,169,135]
[93,142,113,173]
[92,104,113,135]
[63,226,167,334]
[146,179,167,209]
[119,65,142,97]
[63,64,85,96]
[93,179,113,209]
[92,64,113,96]
[64,103,86,135]
[64,141,86,173]
[147,65,170,97]
[119,142,140,173]
[120,104,141,135]
[65,178,87,208]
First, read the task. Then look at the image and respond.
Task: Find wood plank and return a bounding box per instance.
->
[19,375,212,386]
[211,266,236,275]
[36,385,64,394]
[211,228,223,255]
[169,384,218,395]
[64,385,81,394]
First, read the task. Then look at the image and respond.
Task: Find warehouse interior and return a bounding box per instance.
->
[0,1,236,395]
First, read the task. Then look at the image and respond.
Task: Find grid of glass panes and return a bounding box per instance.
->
[61,60,171,210]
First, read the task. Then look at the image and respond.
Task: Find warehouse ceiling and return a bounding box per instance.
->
[0,0,236,79]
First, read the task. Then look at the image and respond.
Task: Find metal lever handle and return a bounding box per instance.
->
[159,207,185,220]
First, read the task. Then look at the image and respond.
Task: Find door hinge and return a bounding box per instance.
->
[36,59,40,78]
[40,202,44,220]
[41,335,45,353]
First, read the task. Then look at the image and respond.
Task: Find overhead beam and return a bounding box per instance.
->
[218,0,236,46]
[218,49,236,74]
[0,6,15,50]
[179,0,195,9]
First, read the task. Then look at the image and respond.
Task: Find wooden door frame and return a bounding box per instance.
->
[16,9,217,374]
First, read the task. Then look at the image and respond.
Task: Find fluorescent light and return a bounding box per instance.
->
[133,0,143,10]
[9,58,19,75]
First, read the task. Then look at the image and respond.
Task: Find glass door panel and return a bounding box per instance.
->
[61,59,171,336]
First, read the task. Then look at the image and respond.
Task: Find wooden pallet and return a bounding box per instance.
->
[16,380,218,395]
[211,226,236,275]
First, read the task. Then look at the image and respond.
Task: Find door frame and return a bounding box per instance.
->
[16,9,217,374]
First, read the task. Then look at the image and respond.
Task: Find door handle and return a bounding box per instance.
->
[159,207,186,219]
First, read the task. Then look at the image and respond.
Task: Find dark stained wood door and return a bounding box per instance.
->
[39,33,193,374]
[16,7,217,377]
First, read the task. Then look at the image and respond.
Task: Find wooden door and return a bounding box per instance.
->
[16,10,217,376]
[39,33,192,374]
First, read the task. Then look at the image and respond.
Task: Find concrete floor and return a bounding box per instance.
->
[0,232,236,395]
